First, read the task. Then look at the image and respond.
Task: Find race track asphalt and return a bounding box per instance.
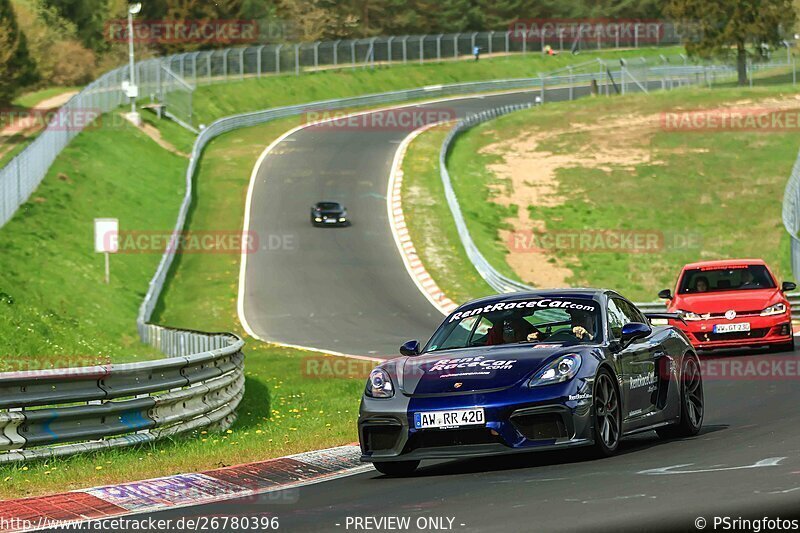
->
[240,85,596,357]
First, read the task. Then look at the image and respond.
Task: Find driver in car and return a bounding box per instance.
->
[526,308,595,342]
[488,310,540,345]
[568,308,596,341]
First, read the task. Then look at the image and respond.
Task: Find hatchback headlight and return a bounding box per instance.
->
[314,217,322,222]
[365,368,394,398]
[529,354,581,387]
[761,302,787,316]
[677,309,703,321]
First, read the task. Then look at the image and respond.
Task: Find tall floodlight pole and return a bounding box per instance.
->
[127,2,142,122]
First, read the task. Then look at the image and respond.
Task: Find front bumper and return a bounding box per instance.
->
[358,381,594,462]
[671,314,792,350]
[312,219,349,227]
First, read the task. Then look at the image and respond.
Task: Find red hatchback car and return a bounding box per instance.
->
[659,259,796,351]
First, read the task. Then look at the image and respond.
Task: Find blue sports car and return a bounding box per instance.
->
[358,289,704,476]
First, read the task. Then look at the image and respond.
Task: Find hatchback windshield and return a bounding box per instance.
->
[425,298,602,352]
[678,265,776,294]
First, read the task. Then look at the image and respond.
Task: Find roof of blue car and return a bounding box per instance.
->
[456,289,609,310]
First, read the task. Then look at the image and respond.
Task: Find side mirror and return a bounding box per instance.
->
[621,322,652,346]
[658,289,673,300]
[782,281,796,292]
[400,340,420,356]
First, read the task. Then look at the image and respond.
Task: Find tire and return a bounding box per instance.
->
[592,368,621,457]
[372,460,420,476]
[657,355,704,439]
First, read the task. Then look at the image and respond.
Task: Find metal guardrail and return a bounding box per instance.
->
[0,333,243,463]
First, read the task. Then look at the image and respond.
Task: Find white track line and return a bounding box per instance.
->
[386,122,458,317]
[237,90,538,359]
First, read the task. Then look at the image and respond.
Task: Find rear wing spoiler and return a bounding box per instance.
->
[645,312,686,325]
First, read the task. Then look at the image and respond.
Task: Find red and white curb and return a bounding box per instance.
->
[0,445,369,532]
[388,123,458,316]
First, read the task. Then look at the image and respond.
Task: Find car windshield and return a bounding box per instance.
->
[678,265,776,294]
[316,202,341,210]
[424,298,602,352]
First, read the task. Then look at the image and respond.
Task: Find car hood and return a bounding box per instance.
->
[398,344,583,396]
[670,289,781,314]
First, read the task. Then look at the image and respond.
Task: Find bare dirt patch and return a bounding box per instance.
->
[482,96,800,288]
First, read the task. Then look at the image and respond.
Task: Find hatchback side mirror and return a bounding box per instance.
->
[621,322,652,346]
[782,281,796,292]
[658,289,672,300]
[400,340,420,356]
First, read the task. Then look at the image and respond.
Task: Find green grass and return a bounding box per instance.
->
[193,47,683,124]
[0,115,186,367]
[0,117,368,499]
[400,125,495,303]
[439,84,798,303]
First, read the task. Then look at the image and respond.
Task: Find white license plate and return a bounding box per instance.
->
[325,219,336,223]
[714,322,751,334]
[414,408,485,429]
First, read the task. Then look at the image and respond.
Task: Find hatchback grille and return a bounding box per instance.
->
[693,328,769,342]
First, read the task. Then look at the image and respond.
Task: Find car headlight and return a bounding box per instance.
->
[314,217,322,222]
[761,302,787,316]
[529,354,581,387]
[338,217,346,222]
[677,309,703,321]
[365,368,394,398]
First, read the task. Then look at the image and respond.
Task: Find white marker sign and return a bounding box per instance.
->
[94,218,119,253]
[94,218,118,284]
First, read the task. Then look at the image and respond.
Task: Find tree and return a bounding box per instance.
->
[0,0,37,105]
[40,0,108,52]
[667,0,796,85]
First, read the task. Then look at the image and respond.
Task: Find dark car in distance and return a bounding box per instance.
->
[311,201,349,227]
